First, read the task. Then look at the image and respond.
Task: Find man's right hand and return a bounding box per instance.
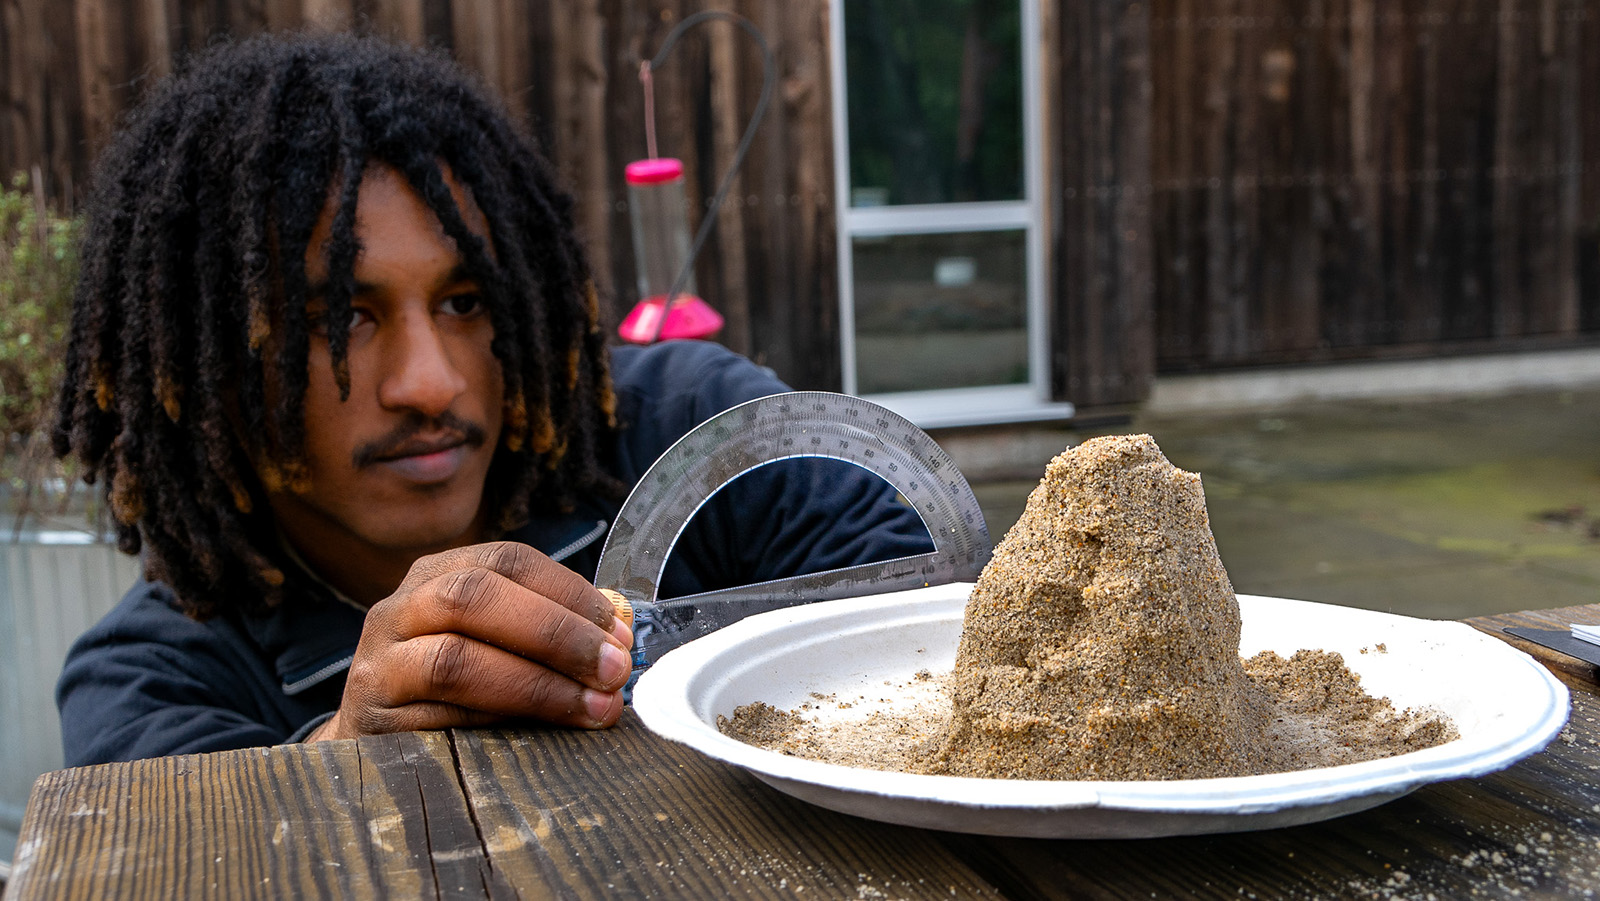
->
[308,542,633,741]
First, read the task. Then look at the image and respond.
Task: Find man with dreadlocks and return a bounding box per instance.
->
[53,31,932,765]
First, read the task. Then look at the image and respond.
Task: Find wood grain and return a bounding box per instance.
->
[1053,0,1156,407]
[1147,0,1598,375]
[1,0,1596,404]
[10,608,1600,899]
[706,3,751,355]
[451,715,1007,899]
[366,0,424,44]
[1468,603,1600,690]
[7,732,501,899]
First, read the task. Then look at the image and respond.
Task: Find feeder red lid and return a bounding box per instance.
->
[625,157,685,185]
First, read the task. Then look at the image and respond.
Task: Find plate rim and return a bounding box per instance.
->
[632,585,1570,822]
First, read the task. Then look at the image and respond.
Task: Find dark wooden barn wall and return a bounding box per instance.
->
[0,0,840,387]
[3,1,1597,407]
[528,1,840,387]
[1049,0,1156,407]
[1146,0,1600,375]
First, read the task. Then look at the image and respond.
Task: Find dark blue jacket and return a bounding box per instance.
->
[56,341,934,765]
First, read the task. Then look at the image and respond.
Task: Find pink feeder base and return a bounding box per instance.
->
[618,295,725,343]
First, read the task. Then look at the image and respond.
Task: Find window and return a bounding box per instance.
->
[831,0,1067,426]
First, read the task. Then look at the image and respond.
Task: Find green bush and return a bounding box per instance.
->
[0,171,79,525]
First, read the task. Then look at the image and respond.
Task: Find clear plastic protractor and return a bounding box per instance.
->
[596,391,992,604]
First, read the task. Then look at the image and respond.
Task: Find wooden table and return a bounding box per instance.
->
[10,604,1600,900]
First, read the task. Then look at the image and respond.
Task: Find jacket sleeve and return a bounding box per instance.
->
[56,582,298,765]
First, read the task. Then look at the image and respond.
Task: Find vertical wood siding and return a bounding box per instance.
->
[1147,0,1599,372]
[1049,0,1156,406]
[0,0,841,387]
[1,1,1596,401]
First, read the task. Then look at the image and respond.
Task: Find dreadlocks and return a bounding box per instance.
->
[53,31,621,620]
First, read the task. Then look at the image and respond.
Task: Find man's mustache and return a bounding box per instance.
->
[352,411,489,469]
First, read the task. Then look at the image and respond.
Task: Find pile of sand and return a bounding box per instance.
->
[922,433,1284,780]
[721,434,1456,781]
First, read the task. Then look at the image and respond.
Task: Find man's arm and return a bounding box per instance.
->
[60,546,634,761]
[57,582,324,765]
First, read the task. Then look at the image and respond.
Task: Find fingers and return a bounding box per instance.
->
[401,541,625,639]
[336,694,621,738]
[348,634,626,732]
[380,562,630,692]
[336,541,636,741]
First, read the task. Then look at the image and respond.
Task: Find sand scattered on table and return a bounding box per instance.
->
[719,434,1456,780]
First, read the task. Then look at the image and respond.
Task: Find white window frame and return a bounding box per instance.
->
[828,0,1071,428]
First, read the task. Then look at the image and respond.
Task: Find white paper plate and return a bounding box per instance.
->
[632,583,1570,838]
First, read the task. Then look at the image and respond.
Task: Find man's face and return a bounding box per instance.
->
[265,164,505,586]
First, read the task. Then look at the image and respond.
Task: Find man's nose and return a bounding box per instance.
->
[377,313,469,415]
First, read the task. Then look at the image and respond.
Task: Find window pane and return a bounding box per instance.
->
[852,230,1028,393]
[844,0,1023,206]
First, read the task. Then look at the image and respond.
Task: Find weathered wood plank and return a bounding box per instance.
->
[655,0,716,331]
[446,0,481,70]
[1391,2,1443,346]
[5,733,507,899]
[1198,0,1240,362]
[1230,0,1263,360]
[706,1,751,355]
[1582,0,1600,333]
[1054,0,1155,406]
[368,0,425,44]
[0,1,21,179]
[1548,0,1583,335]
[1343,0,1383,348]
[941,702,1600,899]
[261,0,300,33]
[1435,0,1496,341]
[301,0,353,31]
[452,715,1007,900]
[1151,0,1195,367]
[546,0,614,301]
[1468,602,1600,690]
[1145,0,1600,371]
[583,0,650,326]
[361,731,514,898]
[30,0,83,201]
[1492,0,1530,339]
[9,605,1600,899]
[763,0,839,388]
[492,0,533,130]
[15,745,360,898]
[134,0,176,83]
[1273,2,1325,353]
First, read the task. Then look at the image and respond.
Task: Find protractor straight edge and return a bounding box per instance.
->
[595,391,993,605]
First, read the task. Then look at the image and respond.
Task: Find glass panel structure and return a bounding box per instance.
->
[833,0,1054,425]
[843,0,1023,207]
[852,230,1028,394]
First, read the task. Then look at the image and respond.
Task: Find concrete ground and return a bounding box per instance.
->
[947,386,1600,621]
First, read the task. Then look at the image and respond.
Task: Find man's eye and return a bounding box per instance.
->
[307,307,368,335]
[442,293,484,316]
